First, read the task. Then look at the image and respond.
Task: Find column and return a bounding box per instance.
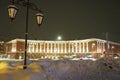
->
[46,43,47,53]
[86,42,89,53]
[37,43,39,53]
[79,42,81,53]
[64,43,66,53]
[83,42,85,53]
[43,43,45,53]
[48,43,50,53]
[72,43,74,53]
[100,41,102,53]
[75,43,77,53]
[54,42,56,53]
[59,43,61,53]
[32,43,34,53]
[28,43,30,52]
[68,42,70,53]
[81,42,83,53]
[36,43,38,53]
[39,43,41,53]
[97,41,99,53]
[50,43,52,53]
[56,43,58,53]
[58,43,59,53]
[61,43,63,53]
[103,42,105,51]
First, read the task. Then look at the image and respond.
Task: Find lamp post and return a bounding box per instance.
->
[8,0,44,69]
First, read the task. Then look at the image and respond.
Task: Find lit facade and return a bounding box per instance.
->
[0,41,5,53]
[6,38,120,56]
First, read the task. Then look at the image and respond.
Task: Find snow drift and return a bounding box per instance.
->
[0,58,120,80]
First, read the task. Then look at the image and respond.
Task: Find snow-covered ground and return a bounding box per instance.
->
[0,58,120,80]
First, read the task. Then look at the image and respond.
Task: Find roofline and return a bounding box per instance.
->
[6,38,120,45]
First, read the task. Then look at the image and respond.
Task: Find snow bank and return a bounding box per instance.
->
[0,58,120,80]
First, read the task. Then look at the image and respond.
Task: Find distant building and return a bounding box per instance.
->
[0,40,5,53]
[6,38,120,58]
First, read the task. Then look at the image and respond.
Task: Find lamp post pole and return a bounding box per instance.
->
[8,0,44,69]
[23,0,29,69]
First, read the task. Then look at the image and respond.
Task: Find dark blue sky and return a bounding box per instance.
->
[0,0,120,42]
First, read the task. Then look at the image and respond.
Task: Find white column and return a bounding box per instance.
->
[62,43,63,53]
[68,42,71,53]
[83,42,85,53]
[67,42,69,53]
[46,43,48,53]
[39,43,42,53]
[36,43,38,53]
[79,42,81,53]
[43,43,45,53]
[98,41,100,53]
[58,43,59,53]
[50,43,52,53]
[38,43,40,53]
[86,42,89,53]
[81,43,83,53]
[28,43,30,52]
[101,41,104,53]
[101,42,103,53]
[97,41,99,53]
[55,43,57,53]
[59,43,62,53]
[32,43,34,53]
[74,42,77,53]
[64,43,66,53]
[56,43,58,53]
[53,43,54,53]
[63,43,64,53]
[45,43,46,53]
[47,43,50,53]
[77,43,79,53]
[100,42,102,53]
[29,43,32,53]
[28,43,30,53]
[96,42,98,53]
[103,42,105,52]
[72,43,74,53]
[59,43,61,53]
[62,43,65,53]
[54,42,56,53]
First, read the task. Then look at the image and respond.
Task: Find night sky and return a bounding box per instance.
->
[0,0,120,42]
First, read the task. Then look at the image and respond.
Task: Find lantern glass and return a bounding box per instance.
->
[8,5,18,20]
[36,12,43,26]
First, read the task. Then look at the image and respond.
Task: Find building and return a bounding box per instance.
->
[0,40,5,54]
[6,38,120,59]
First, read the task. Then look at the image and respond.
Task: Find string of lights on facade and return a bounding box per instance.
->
[5,38,120,59]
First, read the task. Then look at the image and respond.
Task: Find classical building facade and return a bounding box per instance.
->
[6,38,120,56]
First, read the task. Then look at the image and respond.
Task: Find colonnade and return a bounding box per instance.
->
[6,38,120,54]
[27,40,105,54]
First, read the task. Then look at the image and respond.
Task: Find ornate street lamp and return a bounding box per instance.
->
[8,3,43,25]
[8,5,18,20]
[7,0,44,69]
[36,12,44,26]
